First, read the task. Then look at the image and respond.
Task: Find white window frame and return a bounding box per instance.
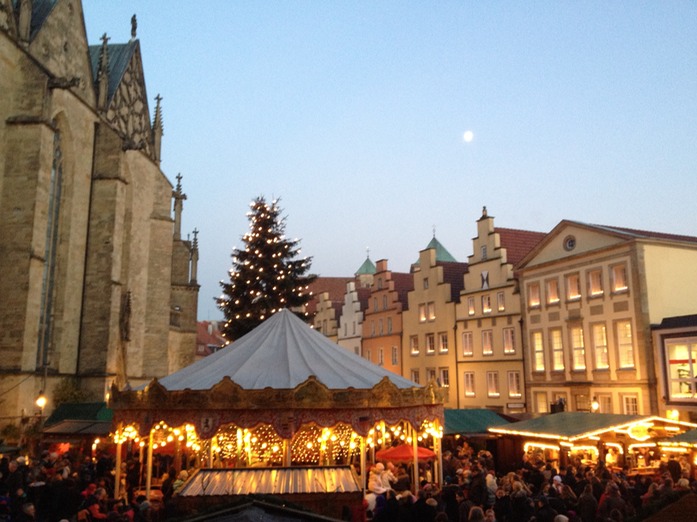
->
[439,367,450,387]
[464,372,475,397]
[410,369,420,384]
[482,294,492,314]
[503,328,516,355]
[438,332,448,353]
[616,320,635,368]
[426,333,435,354]
[528,282,541,308]
[497,291,505,312]
[482,330,493,356]
[410,335,419,355]
[592,323,609,370]
[571,326,586,370]
[550,328,564,371]
[611,263,628,293]
[508,371,522,398]
[622,395,639,415]
[664,337,697,401]
[532,331,545,371]
[546,278,560,305]
[462,331,473,357]
[486,371,500,397]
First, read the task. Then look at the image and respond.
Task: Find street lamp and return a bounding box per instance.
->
[591,397,600,413]
[35,391,47,414]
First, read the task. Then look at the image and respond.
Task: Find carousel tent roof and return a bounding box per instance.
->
[159,309,418,391]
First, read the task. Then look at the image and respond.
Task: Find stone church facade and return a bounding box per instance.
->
[0,0,198,427]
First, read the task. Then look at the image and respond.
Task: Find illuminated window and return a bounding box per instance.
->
[426,333,435,353]
[598,394,612,413]
[410,335,419,355]
[462,331,473,356]
[439,368,450,387]
[546,279,560,305]
[528,282,541,308]
[612,264,628,293]
[535,392,549,413]
[532,331,545,371]
[411,369,420,384]
[508,371,522,398]
[623,395,638,415]
[617,320,634,368]
[482,295,492,314]
[391,346,398,366]
[468,297,475,316]
[503,328,515,354]
[665,338,697,400]
[571,326,586,370]
[427,302,436,321]
[588,269,603,297]
[419,304,427,323]
[427,368,437,383]
[566,273,581,301]
[550,328,564,371]
[438,332,448,353]
[487,371,500,397]
[497,291,505,312]
[592,323,609,369]
[464,372,475,397]
[482,330,493,356]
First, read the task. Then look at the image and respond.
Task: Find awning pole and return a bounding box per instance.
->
[360,435,367,492]
[435,420,443,487]
[208,437,214,468]
[114,424,123,501]
[412,423,418,492]
[146,428,154,499]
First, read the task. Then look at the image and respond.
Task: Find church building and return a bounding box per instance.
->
[0,0,199,427]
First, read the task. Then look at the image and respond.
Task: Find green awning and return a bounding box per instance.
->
[444,409,510,436]
[488,412,645,440]
[44,402,113,428]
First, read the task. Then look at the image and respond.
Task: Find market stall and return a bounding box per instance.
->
[488,412,697,474]
[109,309,444,517]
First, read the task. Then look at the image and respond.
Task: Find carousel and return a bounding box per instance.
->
[109,309,444,517]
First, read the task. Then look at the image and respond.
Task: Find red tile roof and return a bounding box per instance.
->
[306,277,353,315]
[391,272,415,308]
[437,261,468,302]
[584,223,697,244]
[496,227,547,266]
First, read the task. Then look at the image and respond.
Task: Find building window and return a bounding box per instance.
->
[379,319,383,335]
[487,371,500,397]
[387,317,393,334]
[588,269,603,297]
[623,395,639,415]
[371,321,375,336]
[550,328,564,371]
[383,295,388,310]
[366,348,371,361]
[612,264,628,293]
[503,328,515,354]
[598,394,613,413]
[546,279,560,305]
[438,332,448,353]
[535,392,549,413]
[532,331,545,371]
[481,245,488,260]
[468,297,475,316]
[427,368,437,383]
[427,302,436,321]
[482,330,493,356]
[411,369,420,384]
[592,323,609,369]
[462,331,473,356]
[528,283,541,308]
[410,335,419,355]
[464,372,475,397]
[378,348,384,366]
[374,298,378,311]
[352,321,356,335]
[508,371,522,398]
[423,277,429,289]
[566,273,581,301]
[497,291,505,312]
[571,326,586,370]
[377,278,383,290]
[439,368,450,387]
[482,295,492,314]
[481,270,489,289]
[419,304,427,323]
[617,320,634,368]
[391,346,398,366]
[343,322,347,336]
[426,333,435,354]
[665,337,697,400]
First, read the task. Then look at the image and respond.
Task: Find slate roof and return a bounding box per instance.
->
[444,409,511,436]
[654,315,697,329]
[88,41,138,104]
[488,412,645,440]
[158,309,419,391]
[496,227,546,266]
[438,261,468,302]
[20,0,57,40]
[391,272,414,309]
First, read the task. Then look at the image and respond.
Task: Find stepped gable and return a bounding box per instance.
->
[391,272,414,309]
[437,260,468,302]
[306,277,352,315]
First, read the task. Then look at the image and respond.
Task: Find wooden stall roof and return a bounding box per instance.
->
[658,428,697,447]
[489,412,697,442]
[444,409,510,436]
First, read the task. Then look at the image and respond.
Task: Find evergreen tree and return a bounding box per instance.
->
[218,196,317,341]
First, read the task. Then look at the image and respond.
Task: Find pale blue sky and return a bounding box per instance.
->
[82,2,697,319]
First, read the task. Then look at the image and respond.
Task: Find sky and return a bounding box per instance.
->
[81,2,697,320]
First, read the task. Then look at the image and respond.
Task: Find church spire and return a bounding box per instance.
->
[96,33,110,111]
[172,173,187,240]
[152,94,164,164]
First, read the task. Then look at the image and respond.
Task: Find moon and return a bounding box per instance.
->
[463,130,474,143]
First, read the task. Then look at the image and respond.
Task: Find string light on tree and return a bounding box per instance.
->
[218,196,317,341]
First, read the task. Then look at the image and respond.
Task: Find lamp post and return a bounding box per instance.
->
[591,397,600,413]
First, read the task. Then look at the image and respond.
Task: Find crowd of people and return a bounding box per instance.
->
[362,444,697,522]
[0,450,160,522]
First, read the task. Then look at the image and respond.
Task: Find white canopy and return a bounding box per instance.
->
[159,309,418,391]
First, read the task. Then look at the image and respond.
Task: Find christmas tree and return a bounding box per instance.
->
[218,196,317,341]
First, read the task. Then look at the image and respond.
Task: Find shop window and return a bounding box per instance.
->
[665,338,697,400]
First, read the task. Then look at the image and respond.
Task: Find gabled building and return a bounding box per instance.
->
[517,221,697,417]
[455,208,545,412]
[403,238,467,407]
[361,259,413,374]
[337,281,371,356]
[0,0,198,425]
[309,277,353,342]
